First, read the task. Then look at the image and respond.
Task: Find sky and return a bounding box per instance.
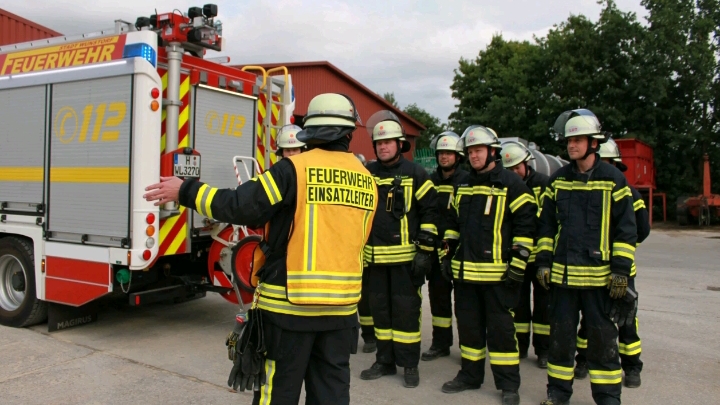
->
[1,0,648,122]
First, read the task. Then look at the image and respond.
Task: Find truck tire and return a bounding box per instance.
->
[0,237,47,327]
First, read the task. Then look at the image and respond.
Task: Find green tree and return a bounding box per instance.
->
[382,92,399,108]
[403,103,446,149]
[448,0,720,218]
[638,0,720,207]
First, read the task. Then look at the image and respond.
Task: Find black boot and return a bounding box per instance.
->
[519,350,528,359]
[403,367,419,388]
[441,378,481,393]
[540,397,568,405]
[363,340,377,353]
[624,369,641,388]
[502,390,520,405]
[537,353,548,369]
[360,362,397,380]
[574,361,588,380]
[421,346,450,361]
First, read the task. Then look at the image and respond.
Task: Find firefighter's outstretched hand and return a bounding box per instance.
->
[143,176,183,206]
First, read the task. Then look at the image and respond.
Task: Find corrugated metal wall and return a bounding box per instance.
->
[0,8,61,46]
[268,64,419,160]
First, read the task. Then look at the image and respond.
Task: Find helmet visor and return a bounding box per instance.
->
[366,110,403,138]
[553,108,600,137]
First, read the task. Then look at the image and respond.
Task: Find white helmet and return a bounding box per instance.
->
[598,137,622,162]
[430,131,463,156]
[366,110,411,153]
[598,136,628,172]
[275,125,306,155]
[356,153,366,164]
[553,109,608,143]
[459,125,502,151]
[500,141,534,168]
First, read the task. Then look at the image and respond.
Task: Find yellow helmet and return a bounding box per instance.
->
[275,125,306,155]
[598,137,622,162]
[303,93,360,128]
[500,141,533,168]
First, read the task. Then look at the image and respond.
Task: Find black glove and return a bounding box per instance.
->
[537,266,551,290]
[411,250,433,278]
[607,273,629,299]
[225,313,248,361]
[228,308,266,392]
[503,274,523,290]
[607,287,638,327]
[441,258,453,282]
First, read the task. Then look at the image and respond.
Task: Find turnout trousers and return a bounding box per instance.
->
[368,264,422,368]
[427,253,454,349]
[514,263,550,356]
[454,282,521,390]
[547,286,622,405]
[577,279,642,373]
[252,321,357,405]
[358,267,375,343]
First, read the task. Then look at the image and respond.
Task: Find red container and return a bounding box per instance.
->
[616,139,655,189]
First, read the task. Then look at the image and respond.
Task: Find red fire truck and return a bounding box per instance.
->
[0,5,292,330]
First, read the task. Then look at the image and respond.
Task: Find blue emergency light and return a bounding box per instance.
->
[123,43,157,67]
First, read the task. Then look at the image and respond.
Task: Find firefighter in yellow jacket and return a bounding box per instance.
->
[143,93,378,405]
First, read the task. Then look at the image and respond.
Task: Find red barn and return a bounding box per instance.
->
[0,8,61,46]
[233,61,426,161]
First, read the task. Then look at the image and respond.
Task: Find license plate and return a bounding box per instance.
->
[173,154,201,178]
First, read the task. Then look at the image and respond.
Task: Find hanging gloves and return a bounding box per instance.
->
[226,313,248,361]
[607,286,638,328]
[228,308,266,392]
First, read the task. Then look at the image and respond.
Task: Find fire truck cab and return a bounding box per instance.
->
[0,5,292,330]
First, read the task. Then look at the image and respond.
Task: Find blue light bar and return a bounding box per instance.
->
[122,43,157,67]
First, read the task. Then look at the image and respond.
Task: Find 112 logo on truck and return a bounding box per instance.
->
[53,102,128,144]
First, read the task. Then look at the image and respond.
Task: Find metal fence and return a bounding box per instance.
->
[413,148,436,173]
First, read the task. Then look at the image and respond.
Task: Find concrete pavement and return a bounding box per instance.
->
[1,227,719,404]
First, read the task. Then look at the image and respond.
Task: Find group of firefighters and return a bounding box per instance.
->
[143,92,648,405]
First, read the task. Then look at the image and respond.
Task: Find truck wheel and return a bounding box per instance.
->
[0,237,47,327]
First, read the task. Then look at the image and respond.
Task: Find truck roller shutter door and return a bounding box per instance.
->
[47,75,132,247]
[191,85,257,231]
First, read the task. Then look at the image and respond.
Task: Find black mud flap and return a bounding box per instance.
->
[128,285,206,307]
[47,302,98,332]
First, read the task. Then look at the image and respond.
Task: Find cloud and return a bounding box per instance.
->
[2,0,648,122]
